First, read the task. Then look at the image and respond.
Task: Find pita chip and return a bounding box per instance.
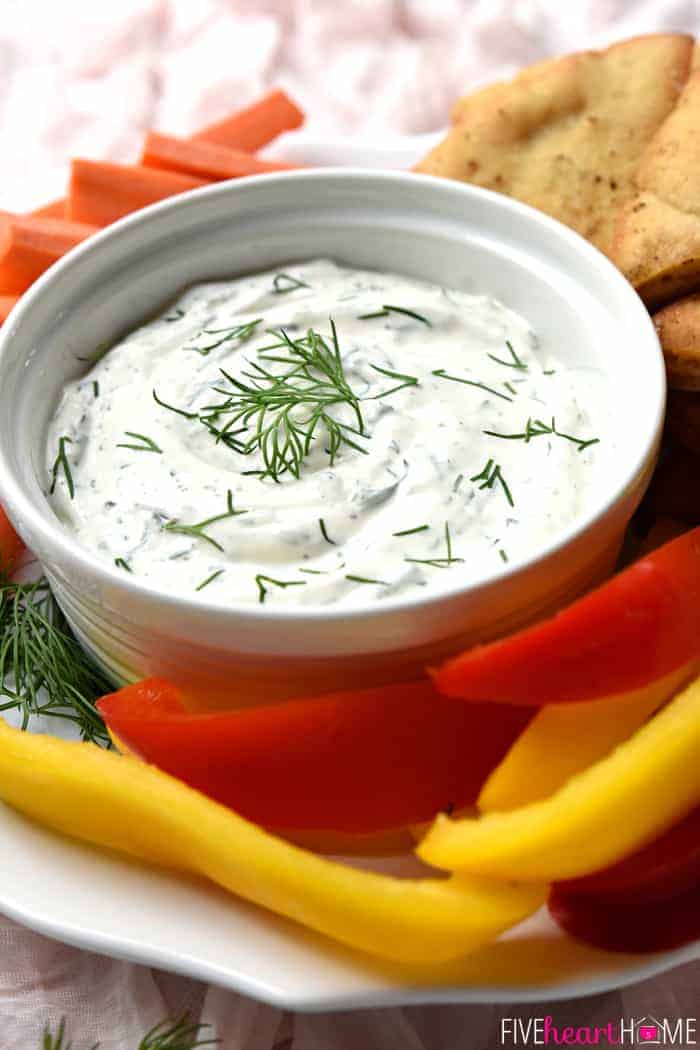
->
[416,34,693,256]
[654,292,700,390]
[612,67,700,307]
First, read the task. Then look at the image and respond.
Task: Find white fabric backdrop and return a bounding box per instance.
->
[1,0,699,1045]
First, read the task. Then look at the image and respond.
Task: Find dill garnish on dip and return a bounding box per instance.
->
[46,259,606,608]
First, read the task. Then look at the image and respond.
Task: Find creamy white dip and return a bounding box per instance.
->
[46,259,606,608]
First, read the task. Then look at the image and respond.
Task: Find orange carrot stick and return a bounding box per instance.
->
[193,88,304,150]
[0,294,19,322]
[31,198,67,219]
[0,216,99,295]
[141,131,296,180]
[68,160,209,226]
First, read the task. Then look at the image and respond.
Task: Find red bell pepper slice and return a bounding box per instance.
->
[554,803,700,906]
[548,881,700,954]
[97,678,532,833]
[434,527,700,705]
[0,504,23,577]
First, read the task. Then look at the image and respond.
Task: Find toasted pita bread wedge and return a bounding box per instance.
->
[416,34,693,255]
[654,293,700,390]
[612,68,700,306]
[613,192,700,309]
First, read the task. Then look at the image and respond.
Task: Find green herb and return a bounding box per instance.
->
[49,436,75,499]
[75,340,111,365]
[153,389,198,419]
[163,490,247,551]
[344,574,390,586]
[164,307,185,322]
[487,340,527,371]
[202,321,367,481]
[299,567,327,575]
[256,574,307,603]
[319,518,335,545]
[483,416,599,452]
[117,431,162,454]
[452,473,464,492]
[393,524,429,537]
[368,364,420,399]
[431,369,513,403]
[543,369,556,375]
[42,1018,87,1050]
[503,381,517,396]
[41,1012,217,1050]
[0,578,111,745]
[114,557,132,573]
[405,521,464,569]
[186,318,262,356]
[138,1014,218,1050]
[272,273,310,294]
[499,548,509,563]
[195,569,224,592]
[92,381,100,398]
[470,458,514,506]
[358,305,431,326]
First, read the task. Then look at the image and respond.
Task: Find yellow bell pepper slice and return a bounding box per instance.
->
[0,718,544,964]
[418,673,700,880]
[478,664,694,812]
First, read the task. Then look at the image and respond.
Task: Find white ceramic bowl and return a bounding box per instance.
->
[0,171,664,708]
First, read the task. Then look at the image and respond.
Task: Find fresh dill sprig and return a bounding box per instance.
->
[272,273,310,294]
[114,557,132,573]
[41,1012,217,1050]
[393,524,429,537]
[138,1014,219,1050]
[153,389,198,420]
[256,574,307,603]
[163,491,247,551]
[164,307,186,322]
[195,569,224,592]
[367,364,420,399]
[405,521,464,569]
[503,381,517,396]
[49,436,75,499]
[319,518,336,545]
[345,574,390,586]
[299,567,328,575]
[201,321,368,482]
[499,548,509,563]
[117,432,163,454]
[358,305,431,326]
[470,459,514,506]
[431,369,513,403]
[483,416,600,452]
[92,381,100,398]
[487,340,527,371]
[42,1017,90,1050]
[185,318,262,356]
[0,578,111,745]
[543,368,556,376]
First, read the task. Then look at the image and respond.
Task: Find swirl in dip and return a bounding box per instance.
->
[46,259,605,608]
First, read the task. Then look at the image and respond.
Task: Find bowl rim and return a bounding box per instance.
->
[0,168,666,626]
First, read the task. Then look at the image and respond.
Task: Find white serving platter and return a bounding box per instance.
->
[0,130,697,1011]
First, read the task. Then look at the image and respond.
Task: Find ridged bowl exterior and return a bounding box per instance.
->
[0,171,664,708]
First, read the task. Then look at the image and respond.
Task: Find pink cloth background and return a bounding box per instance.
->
[2,0,700,1045]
